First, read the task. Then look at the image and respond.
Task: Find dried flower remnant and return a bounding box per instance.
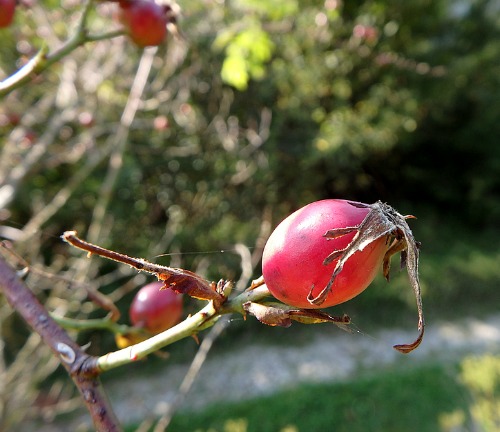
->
[309,201,424,353]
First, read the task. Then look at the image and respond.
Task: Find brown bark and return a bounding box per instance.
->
[0,257,122,432]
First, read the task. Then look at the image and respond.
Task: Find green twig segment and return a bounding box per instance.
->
[51,313,135,335]
[96,284,271,372]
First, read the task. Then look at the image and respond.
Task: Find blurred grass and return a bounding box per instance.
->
[127,360,491,432]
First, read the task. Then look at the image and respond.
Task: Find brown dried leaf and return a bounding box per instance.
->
[288,309,351,326]
[243,301,351,330]
[243,302,292,327]
[158,271,225,306]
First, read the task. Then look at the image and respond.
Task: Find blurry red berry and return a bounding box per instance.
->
[0,0,16,28]
[353,24,378,43]
[0,112,20,127]
[119,0,167,47]
[129,281,183,333]
[21,129,37,147]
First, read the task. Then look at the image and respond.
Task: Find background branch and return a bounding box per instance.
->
[86,46,158,247]
[0,257,122,432]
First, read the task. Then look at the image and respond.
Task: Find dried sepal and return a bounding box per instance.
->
[393,325,425,354]
[308,203,395,306]
[287,309,350,327]
[159,273,226,307]
[243,301,292,327]
[307,201,425,353]
[249,275,265,290]
[382,236,407,281]
[243,301,351,329]
[216,279,234,297]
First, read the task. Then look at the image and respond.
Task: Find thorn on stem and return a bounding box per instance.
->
[129,349,139,361]
[57,342,76,364]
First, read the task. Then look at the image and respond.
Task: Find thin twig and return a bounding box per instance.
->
[0,240,121,320]
[86,46,157,246]
[0,45,49,95]
[0,110,74,209]
[51,313,132,334]
[62,231,202,282]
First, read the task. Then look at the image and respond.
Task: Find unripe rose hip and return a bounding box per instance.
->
[129,281,183,333]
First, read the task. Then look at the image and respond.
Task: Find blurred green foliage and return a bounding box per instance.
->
[1,0,499,256]
[460,354,500,430]
[0,0,499,350]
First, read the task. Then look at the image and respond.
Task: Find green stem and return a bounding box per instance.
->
[51,313,133,335]
[96,284,272,373]
[87,30,125,43]
[223,284,271,314]
[0,45,49,95]
[97,301,219,371]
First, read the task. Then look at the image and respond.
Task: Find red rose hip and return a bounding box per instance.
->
[130,281,183,333]
[119,0,167,47]
[262,199,388,309]
[0,0,16,28]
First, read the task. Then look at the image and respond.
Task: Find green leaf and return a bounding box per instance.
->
[221,55,249,91]
[235,0,298,20]
[217,23,274,90]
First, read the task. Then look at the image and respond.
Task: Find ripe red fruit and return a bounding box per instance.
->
[129,281,183,333]
[262,199,388,309]
[119,0,167,47]
[0,0,16,28]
